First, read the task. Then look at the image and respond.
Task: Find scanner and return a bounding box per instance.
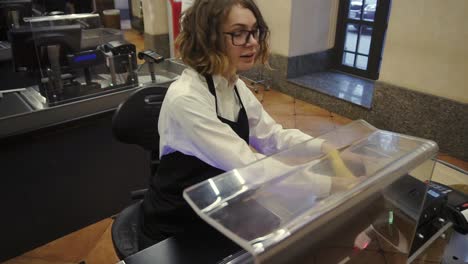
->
[98,40,138,86]
[138,50,165,83]
[138,50,164,63]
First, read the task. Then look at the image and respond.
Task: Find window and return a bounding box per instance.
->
[334,0,391,80]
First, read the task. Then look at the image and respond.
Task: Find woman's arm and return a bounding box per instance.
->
[239,84,324,156]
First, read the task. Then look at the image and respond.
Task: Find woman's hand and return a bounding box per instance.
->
[321,140,368,178]
[330,175,367,194]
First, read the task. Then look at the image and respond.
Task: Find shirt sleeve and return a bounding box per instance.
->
[240,85,324,156]
[164,93,266,172]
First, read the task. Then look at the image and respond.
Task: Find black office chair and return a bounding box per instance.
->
[111,82,170,259]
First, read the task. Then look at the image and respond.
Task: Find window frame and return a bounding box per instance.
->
[334,0,391,80]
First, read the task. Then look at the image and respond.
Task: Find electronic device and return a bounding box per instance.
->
[8,24,82,72]
[406,178,468,257]
[409,179,450,255]
[137,50,165,83]
[428,181,468,234]
[100,40,136,56]
[138,50,164,64]
[67,49,105,90]
[383,174,468,257]
[67,49,104,68]
[98,40,138,87]
[8,24,82,104]
[99,40,137,74]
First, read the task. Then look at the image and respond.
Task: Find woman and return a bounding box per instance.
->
[140,0,344,247]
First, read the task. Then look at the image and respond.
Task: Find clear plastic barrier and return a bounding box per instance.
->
[23,14,126,51]
[24,13,102,29]
[184,120,438,264]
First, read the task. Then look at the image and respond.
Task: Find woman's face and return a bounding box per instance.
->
[222,5,259,74]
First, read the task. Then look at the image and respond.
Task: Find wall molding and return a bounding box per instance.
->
[287,49,334,78]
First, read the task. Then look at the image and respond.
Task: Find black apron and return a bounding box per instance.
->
[141,75,250,243]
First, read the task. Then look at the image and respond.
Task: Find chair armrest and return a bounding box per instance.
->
[130,188,148,200]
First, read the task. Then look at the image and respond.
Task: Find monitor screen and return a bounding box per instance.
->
[0,0,32,40]
[8,24,81,72]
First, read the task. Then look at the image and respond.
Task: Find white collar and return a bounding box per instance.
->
[212,74,238,91]
[185,68,238,91]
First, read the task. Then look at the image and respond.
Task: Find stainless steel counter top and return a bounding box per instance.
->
[0,59,186,139]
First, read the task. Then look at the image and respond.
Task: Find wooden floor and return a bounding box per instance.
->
[3,30,467,264]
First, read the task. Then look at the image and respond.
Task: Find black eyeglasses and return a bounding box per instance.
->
[223,28,267,46]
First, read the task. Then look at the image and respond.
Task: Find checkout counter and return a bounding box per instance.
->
[0,13,185,138]
[0,12,186,261]
[120,120,468,264]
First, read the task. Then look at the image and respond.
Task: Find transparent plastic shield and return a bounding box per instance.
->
[24,13,125,51]
[24,13,102,29]
[184,120,438,264]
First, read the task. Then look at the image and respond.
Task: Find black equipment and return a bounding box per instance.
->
[111,83,171,258]
[67,49,105,90]
[101,40,136,56]
[407,177,468,255]
[98,40,138,87]
[138,50,165,83]
[138,50,164,64]
[8,24,81,72]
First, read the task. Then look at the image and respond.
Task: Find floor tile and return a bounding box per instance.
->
[331,112,353,125]
[261,89,295,105]
[314,247,386,264]
[84,219,120,264]
[295,99,331,117]
[295,115,337,137]
[23,218,112,263]
[3,256,76,264]
[262,103,295,116]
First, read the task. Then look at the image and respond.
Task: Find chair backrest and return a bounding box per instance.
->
[112,82,171,158]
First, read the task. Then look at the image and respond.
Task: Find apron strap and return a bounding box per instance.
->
[204,75,244,115]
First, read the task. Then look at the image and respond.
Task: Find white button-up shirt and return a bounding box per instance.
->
[158,68,324,173]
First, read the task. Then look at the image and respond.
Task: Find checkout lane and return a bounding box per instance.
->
[0,28,184,138]
[0,9,185,261]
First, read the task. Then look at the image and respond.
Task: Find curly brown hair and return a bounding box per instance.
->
[176,0,270,76]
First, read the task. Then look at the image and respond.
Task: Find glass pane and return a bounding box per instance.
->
[348,0,363,20]
[345,23,359,52]
[363,0,377,22]
[356,55,368,70]
[358,26,373,54]
[343,52,355,67]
